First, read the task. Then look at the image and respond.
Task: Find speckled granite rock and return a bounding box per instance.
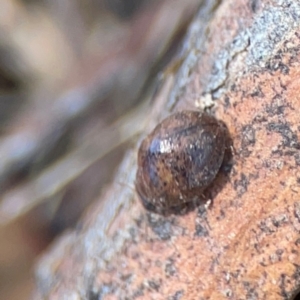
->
[33,0,300,299]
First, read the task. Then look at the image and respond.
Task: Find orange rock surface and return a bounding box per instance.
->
[33,1,300,299]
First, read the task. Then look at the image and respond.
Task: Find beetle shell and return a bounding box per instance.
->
[135,110,226,211]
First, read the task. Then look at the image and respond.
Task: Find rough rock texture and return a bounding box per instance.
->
[33,0,300,299]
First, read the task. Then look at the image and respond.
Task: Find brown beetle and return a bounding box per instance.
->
[135,110,226,213]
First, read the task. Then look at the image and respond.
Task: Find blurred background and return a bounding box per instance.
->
[0,0,200,299]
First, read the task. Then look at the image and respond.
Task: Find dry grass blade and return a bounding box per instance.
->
[0,102,148,225]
